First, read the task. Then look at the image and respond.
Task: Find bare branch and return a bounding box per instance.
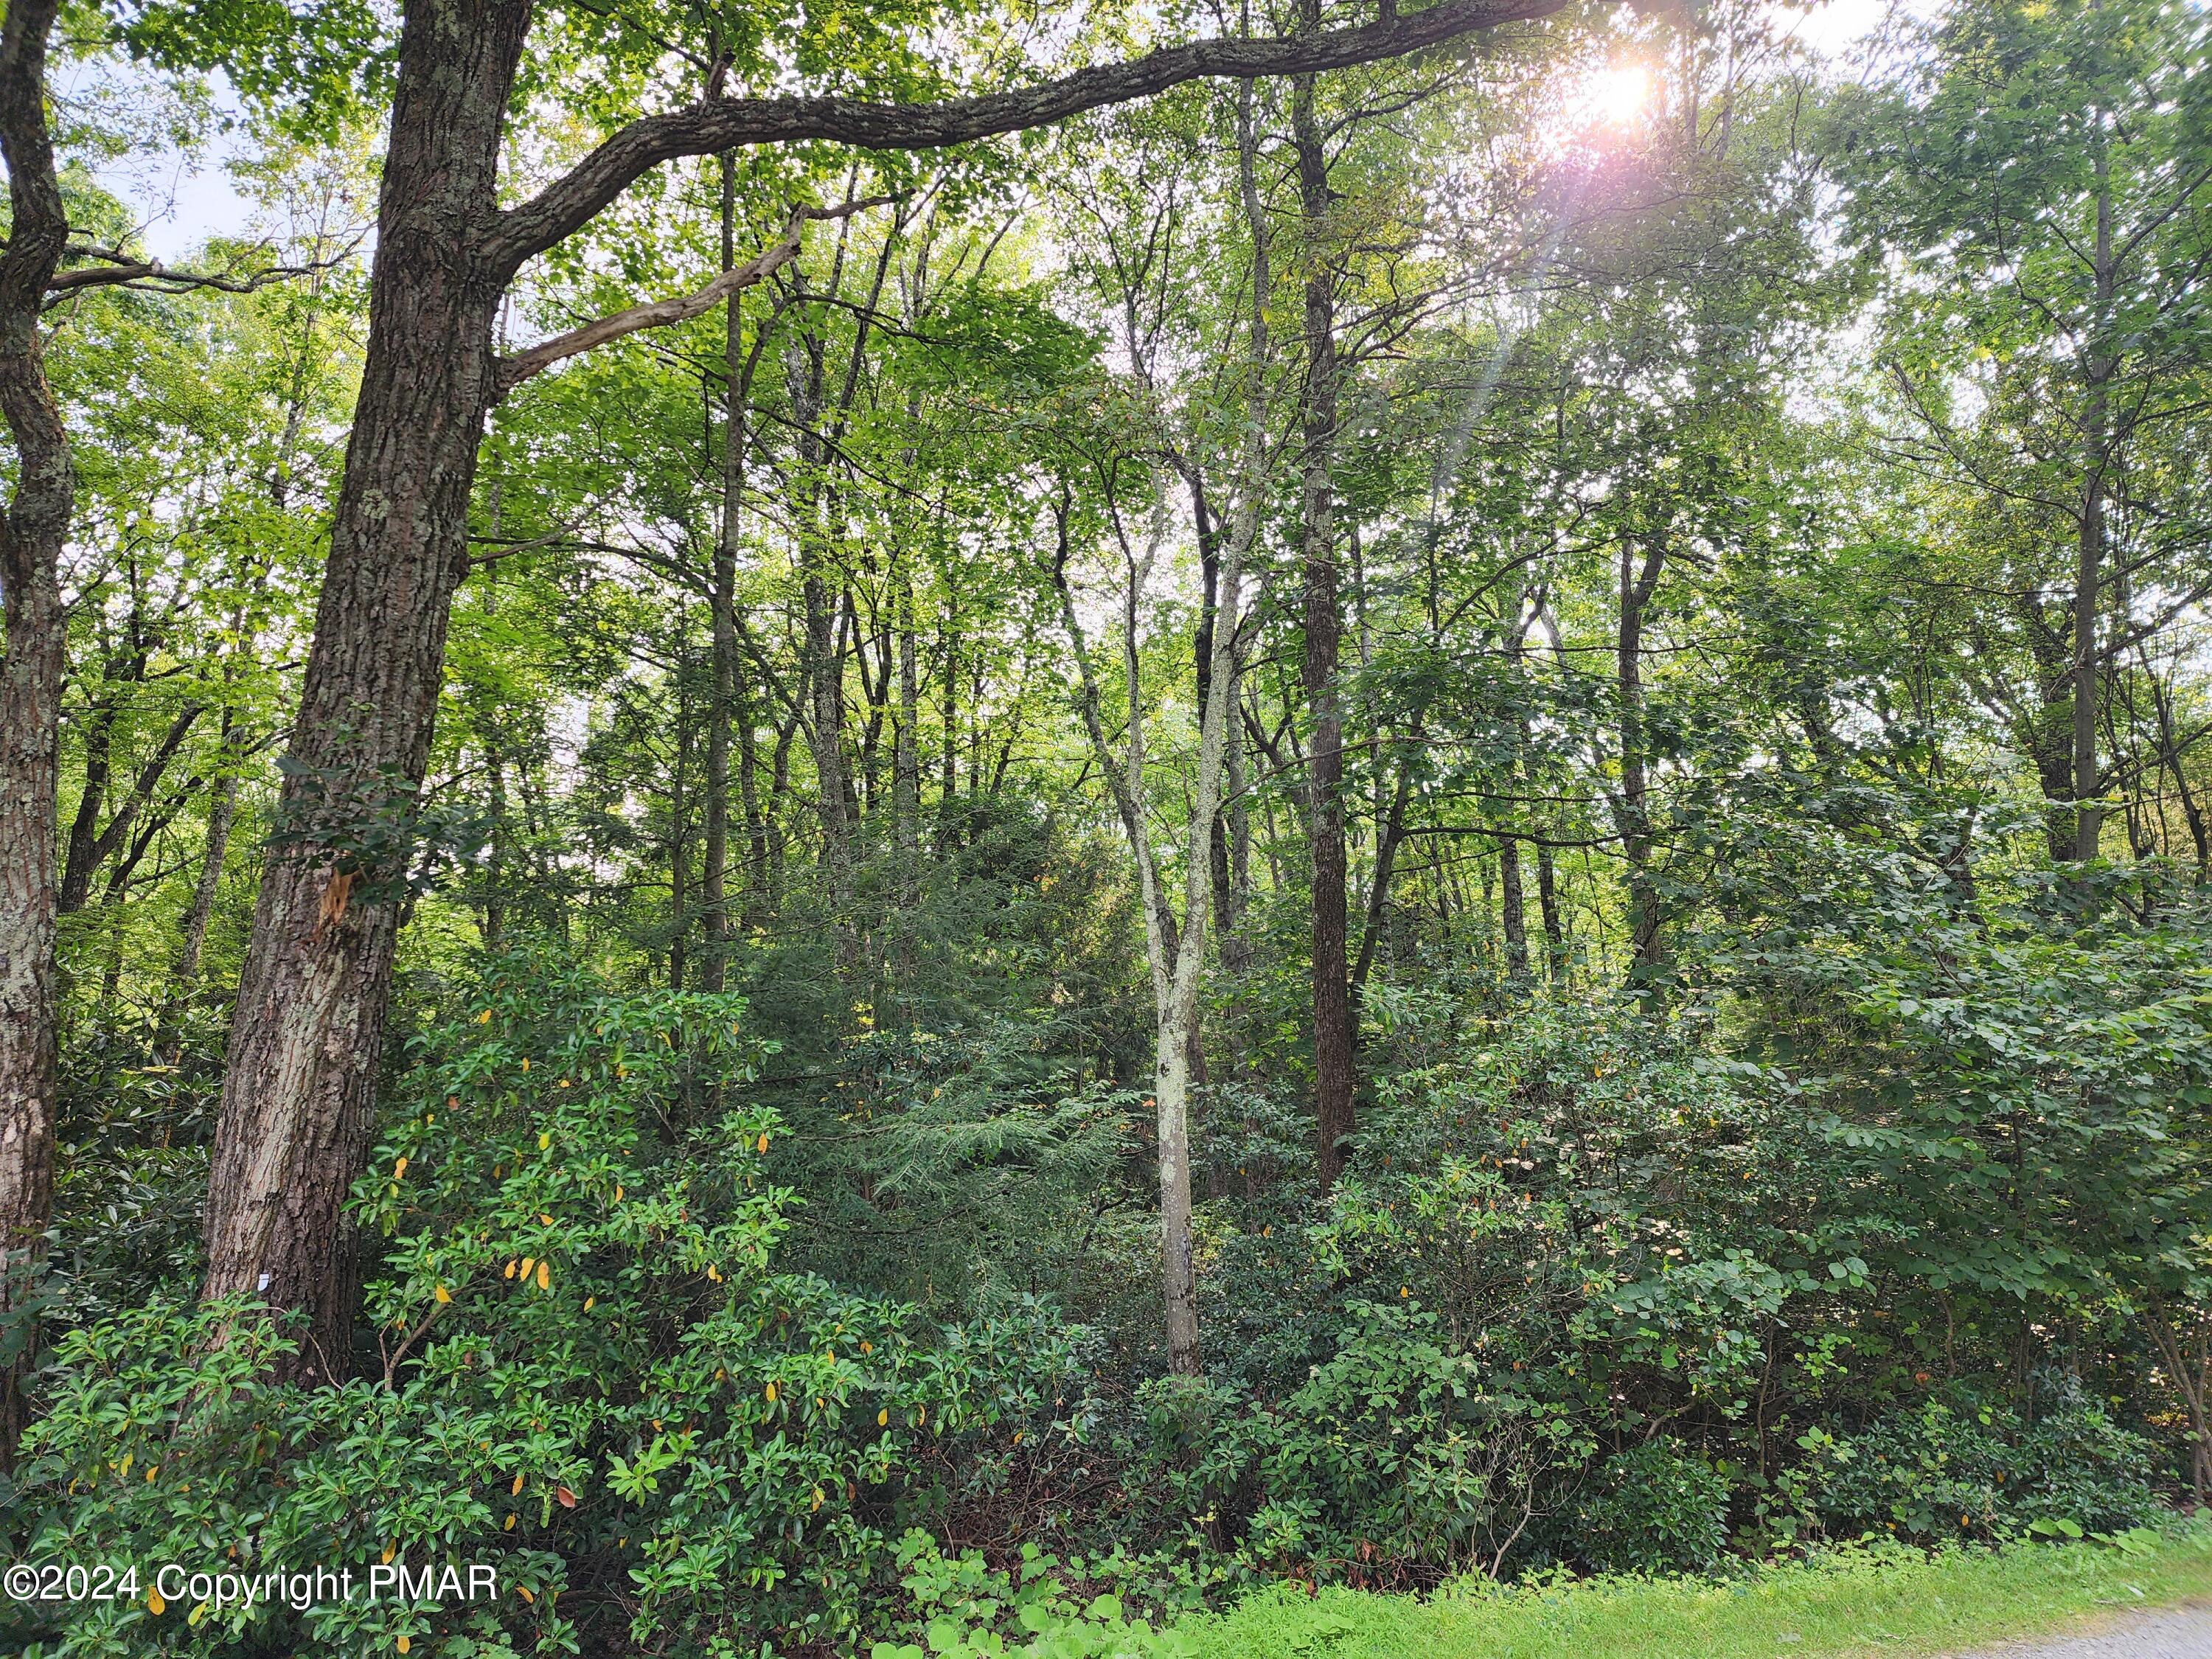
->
[490,197,894,400]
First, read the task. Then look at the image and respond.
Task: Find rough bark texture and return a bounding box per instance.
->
[0,0,74,1470]
[199,0,532,1381]
[1498,836,1530,981]
[1293,65,1355,1194]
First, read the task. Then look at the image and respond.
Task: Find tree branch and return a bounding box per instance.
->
[483,0,1587,277]
[490,197,893,400]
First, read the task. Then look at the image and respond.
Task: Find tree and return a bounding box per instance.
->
[190,0,1609,1375]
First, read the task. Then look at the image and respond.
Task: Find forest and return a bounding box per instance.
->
[1,0,2211,1653]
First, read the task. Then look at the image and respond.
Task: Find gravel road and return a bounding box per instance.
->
[1954,1606,2212,1657]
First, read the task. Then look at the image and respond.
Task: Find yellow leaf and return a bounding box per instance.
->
[536,1260,550,1290]
[398,1636,411,1653]
[765,1381,778,1402]
[477,1009,493,1024]
[860,1340,872,1354]
[757,1133,770,1154]
[613,1185,623,1202]
[145,1464,158,1481]
[583,1295,596,1312]
[517,1585,535,1604]
[393,1157,408,1178]
[434,1284,452,1304]
[512,1472,524,1495]
[521,1057,530,1073]
[504,1513,518,1531]
[538,1132,551,1150]
[383,1540,397,1565]
[519,1256,535,1280]
[878,1409,888,1427]
[147,1587,165,1614]
[538,1212,552,1226]
[504,1259,517,1279]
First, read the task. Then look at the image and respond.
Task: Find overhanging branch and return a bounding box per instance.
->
[484,0,1590,277]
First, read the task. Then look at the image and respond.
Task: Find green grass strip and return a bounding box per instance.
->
[1180,1528,2212,1658]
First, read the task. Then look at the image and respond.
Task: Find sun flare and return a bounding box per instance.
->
[1561,60,1653,132]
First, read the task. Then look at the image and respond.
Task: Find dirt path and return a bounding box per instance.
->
[1955,1606,2212,1658]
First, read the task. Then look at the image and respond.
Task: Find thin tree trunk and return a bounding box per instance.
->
[1614,535,1665,979]
[175,725,243,992]
[2071,140,2115,863]
[1535,839,1565,984]
[1293,57,1354,1194]
[703,151,745,994]
[1498,836,1530,982]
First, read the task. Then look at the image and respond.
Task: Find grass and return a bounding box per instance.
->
[1176,1528,2212,1658]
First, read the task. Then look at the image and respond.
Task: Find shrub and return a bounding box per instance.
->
[1816,1387,2162,1543]
[3,947,1077,1658]
[1572,1440,1731,1574]
[1115,1300,1582,1588]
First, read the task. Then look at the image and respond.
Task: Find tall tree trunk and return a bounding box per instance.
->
[703,152,745,994]
[175,723,243,992]
[1614,535,1665,979]
[1293,61,1354,1194]
[1498,836,1530,982]
[199,0,531,1382]
[670,659,692,991]
[2071,141,2115,863]
[0,0,74,1470]
[1535,839,1566,984]
[895,571,921,874]
[785,324,852,880]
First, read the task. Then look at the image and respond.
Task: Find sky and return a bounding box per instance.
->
[95,0,1905,267]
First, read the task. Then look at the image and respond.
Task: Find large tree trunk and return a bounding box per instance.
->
[0,0,74,1470]
[1293,63,1354,1195]
[198,0,529,1382]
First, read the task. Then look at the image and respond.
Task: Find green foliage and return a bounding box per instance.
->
[1574,1442,1732,1575]
[5,950,1079,1656]
[1815,1389,2162,1543]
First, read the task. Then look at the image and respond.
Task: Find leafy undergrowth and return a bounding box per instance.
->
[1177,1526,2212,1659]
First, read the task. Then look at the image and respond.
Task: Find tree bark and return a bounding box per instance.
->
[2071,139,2115,863]
[703,152,745,993]
[1498,836,1530,982]
[1534,839,1566,984]
[1613,535,1665,979]
[198,0,532,1382]
[1293,61,1354,1194]
[0,0,74,1469]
